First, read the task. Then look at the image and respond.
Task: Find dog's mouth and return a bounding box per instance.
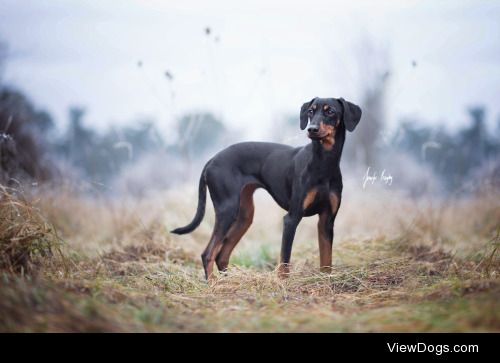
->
[308,131,331,140]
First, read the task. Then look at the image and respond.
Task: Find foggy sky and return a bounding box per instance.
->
[0,0,499,141]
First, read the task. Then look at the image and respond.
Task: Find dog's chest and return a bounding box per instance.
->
[303,185,338,216]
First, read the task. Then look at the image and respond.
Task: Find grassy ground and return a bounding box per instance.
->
[0,183,499,332]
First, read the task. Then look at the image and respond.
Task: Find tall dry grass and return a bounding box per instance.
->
[0,185,64,275]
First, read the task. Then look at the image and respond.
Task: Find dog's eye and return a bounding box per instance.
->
[308,109,314,115]
[326,109,336,116]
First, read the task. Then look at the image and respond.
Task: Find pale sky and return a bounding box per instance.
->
[0,0,499,142]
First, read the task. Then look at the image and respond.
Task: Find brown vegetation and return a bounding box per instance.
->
[0,184,499,332]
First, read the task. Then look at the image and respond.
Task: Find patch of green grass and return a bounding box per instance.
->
[135,306,165,325]
[231,244,277,270]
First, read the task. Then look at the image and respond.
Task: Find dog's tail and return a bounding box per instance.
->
[170,164,208,235]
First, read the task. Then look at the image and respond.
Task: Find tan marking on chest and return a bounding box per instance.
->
[303,189,317,210]
[319,123,336,151]
[329,193,339,214]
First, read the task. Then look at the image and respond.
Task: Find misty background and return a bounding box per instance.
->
[0,0,499,197]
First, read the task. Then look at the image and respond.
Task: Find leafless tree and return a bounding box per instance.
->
[344,37,391,169]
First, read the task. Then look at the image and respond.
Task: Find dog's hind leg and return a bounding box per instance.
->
[215,183,258,272]
[201,209,236,280]
[201,222,223,280]
[201,220,232,280]
[200,176,241,280]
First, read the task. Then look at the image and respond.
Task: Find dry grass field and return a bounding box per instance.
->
[0,181,499,332]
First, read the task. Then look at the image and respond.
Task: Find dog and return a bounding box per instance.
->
[172,97,362,279]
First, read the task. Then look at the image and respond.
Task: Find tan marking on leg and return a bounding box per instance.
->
[329,193,339,214]
[202,225,224,280]
[207,241,224,281]
[303,189,317,210]
[278,263,290,278]
[317,213,332,273]
[216,184,257,271]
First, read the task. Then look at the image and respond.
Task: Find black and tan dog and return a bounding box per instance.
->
[172,97,362,279]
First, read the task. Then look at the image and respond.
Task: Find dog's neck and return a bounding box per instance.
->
[308,126,345,181]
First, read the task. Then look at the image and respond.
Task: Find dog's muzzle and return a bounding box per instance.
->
[307,123,330,140]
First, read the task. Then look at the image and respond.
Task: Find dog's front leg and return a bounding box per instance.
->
[317,212,334,273]
[278,213,302,278]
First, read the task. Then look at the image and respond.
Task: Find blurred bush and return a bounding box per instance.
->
[394,107,500,192]
[0,87,54,184]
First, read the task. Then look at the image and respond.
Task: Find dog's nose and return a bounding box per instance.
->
[307,124,319,133]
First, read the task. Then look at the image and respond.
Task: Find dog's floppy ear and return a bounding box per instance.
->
[300,98,316,130]
[338,98,362,132]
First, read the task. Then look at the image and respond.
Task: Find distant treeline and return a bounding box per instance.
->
[393,108,500,191]
[0,85,499,194]
[0,86,227,188]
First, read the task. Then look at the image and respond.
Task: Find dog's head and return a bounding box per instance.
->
[299,98,362,143]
